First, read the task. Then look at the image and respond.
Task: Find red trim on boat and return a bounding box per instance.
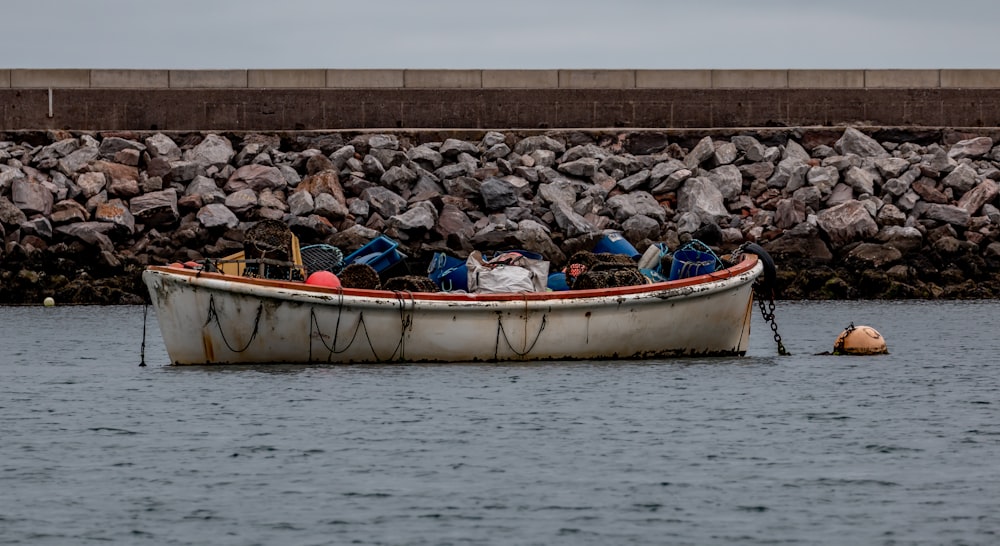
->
[148,254,759,302]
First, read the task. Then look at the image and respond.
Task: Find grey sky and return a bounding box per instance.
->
[6,0,999,69]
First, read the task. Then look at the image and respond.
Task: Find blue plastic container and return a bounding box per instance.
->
[343,235,407,273]
[593,232,640,259]
[668,243,718,280]
[547,272,569,291]
[640,268,668,283]
[427,252,468,291]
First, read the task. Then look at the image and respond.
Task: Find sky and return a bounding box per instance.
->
[5,0,1000,70]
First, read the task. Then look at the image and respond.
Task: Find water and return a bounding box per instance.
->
[2,301,999,545]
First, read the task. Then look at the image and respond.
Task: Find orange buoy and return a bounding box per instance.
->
[833,323,888,355]
[306,271,342,288]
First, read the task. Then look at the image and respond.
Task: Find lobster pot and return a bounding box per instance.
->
[668,244,718,280]
[243,220,301,280]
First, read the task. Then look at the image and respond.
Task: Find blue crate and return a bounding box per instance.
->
[343,235,407,273]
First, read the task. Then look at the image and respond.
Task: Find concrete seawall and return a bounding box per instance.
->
[3,69,1000,131]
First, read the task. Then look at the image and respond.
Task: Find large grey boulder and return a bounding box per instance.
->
[677,178,726,224]
[228,164,287,192]
[57,146,99,176]
[287,190,314,217]
[683,136,715,169]
[0,196,27,225]
[185,175,227,204]
[835,127,889,158]
[608,191,667,223]
[816,200,878,247]
[12,178,53,215]
[224,189,258,214]
[924,203,971,227]
[361,186,408,218]
[144,133,182,160]
[184,134,235,170]
[707,165,742,200]
[941,163,978,193]
[550,200,597,238]
[197,204,239,229]
[948,137,993,159]
[313,193,349,219]
[480,177,518,211]
[389,201,437,232]
[513,135,565,156]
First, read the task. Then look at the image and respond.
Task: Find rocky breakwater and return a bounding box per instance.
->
[2,127,1000,304]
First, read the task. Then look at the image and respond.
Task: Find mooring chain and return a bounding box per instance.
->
[204,295,264,353]
[755,287,789,356]
[494,313,548,358]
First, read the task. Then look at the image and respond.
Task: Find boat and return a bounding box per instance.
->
[141,245,773,365]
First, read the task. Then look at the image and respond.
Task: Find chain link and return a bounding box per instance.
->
[755,288,789,356]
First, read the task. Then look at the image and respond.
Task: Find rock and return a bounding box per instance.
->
[58,146,99,176]
[683,136,715,169]
[816,200,878,247]
[480,177,518,211]
[948,136,993,159]
[184,134,235,170]
[651,167,692,194]
[12,178,53,215]
[875,226,924,254]
[924,203,971,227]
[957,179,999,215]
[835,127,889,158]
[558,157,600,178]
[297,170,347,205]
[390,201,437,232]
[912,178,949,204]
[844,166,876,195]
[380,165,419,193]
[617,169,650,192]
[313,193,349,220]
[99,136,145,160]
[774,198,806,230]
[622,214,661,242]
[167,160,201,183]
[941,163,979,194]
[846,243,903,268]
[877,203,907,226]
[513,135,565,156]
[288,190,314,217]
[434,203,475,240]
[144,133,182,160]
[130,189,179,227]
[224,189,259,214]
[21,217,54,239]
[0,196,28,226]
[76,171,107,198]
[550,200,597,238]
[763,223,833,263]
[440,138,479,157]
[50,199,89,224]
[707,165,742,200]
[825,183,855,208]
[185,175,227,204]
[95,199,136,234]
[197,203,239,229]
[55,222,115,252]
[874,157,910,179]
[713,141,738,165]
[677,178,727,224]
[608,191,668,223]
[228,164,287,192]
[361,186,408,218]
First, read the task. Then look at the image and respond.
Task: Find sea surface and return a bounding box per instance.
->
[1,301,998,545]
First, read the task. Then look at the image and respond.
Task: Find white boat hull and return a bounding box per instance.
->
[142,256,763,364]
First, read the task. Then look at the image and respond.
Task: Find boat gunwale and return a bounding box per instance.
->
[144,253,759,303]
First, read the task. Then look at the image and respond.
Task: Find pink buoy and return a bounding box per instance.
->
[306,271,341,288]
